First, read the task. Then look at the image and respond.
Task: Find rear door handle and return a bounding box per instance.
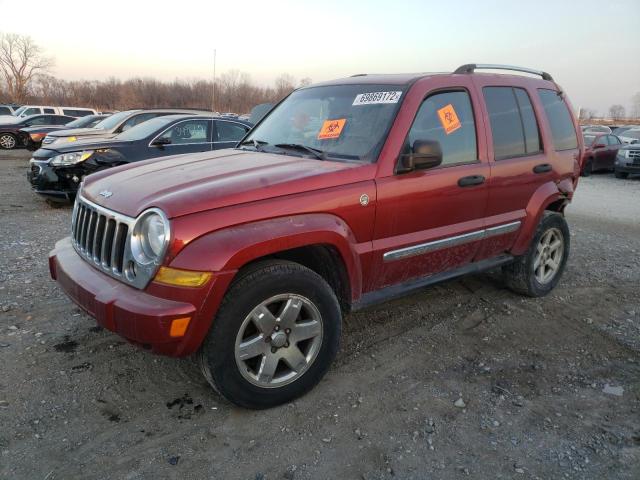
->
[457,175,485,187]
[533,163,552,174]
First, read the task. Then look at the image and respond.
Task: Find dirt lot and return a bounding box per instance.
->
[1,149,639,480]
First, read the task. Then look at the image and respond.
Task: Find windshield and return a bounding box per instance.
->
[13,106,25,116]
[93,110,137,130]
[583,135,596,146]
[114,116,175,141]
[624,130,640,140]
[242,84,406,161]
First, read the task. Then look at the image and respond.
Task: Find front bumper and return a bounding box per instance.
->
[49,238,199,355]
[27,160,80,201]
[615,163,640,174]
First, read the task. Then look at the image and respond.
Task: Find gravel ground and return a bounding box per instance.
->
[1,149,639,480]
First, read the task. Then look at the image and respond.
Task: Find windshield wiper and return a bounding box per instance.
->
[274,143,326,160]
[239,139,268,151]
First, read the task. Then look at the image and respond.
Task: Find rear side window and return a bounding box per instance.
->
[483,87,541,160]
[215,121,248,142]
[538,89,578,151]
[406,90,477,166]
[63,109,92,117]
[0,106,11,115]
[43,108,55,114]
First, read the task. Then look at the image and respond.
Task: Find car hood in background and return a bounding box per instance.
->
[82,149,369,218]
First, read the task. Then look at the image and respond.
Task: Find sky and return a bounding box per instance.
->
[0,0,638,115]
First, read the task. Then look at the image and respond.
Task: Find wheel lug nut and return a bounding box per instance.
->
[285,328,291,334]
[285,342,290,348]
[271,347,277,353]
[274,325,280,331]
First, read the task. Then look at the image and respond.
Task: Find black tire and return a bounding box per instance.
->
[581,159,593,177]
[197,260,341,409]
[503,212,570,297]
[614,169,628,179]
[0,133,17,150]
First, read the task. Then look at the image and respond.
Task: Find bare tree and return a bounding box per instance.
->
[274,74,296,100]
[0,33,53,103]
[579,108,596,121]
[608,104,625,121]
[299,77,312,87]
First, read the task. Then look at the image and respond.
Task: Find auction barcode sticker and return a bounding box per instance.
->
[353,91,402,106]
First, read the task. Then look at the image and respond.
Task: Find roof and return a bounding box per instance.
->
[310,73,446,87]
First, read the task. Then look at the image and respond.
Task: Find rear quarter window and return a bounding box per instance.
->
[538,89,578,151]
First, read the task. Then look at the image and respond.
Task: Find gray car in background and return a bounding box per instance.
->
[40,108,212,147]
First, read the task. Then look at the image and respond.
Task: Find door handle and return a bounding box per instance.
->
[457,175,485,187]
[533,163,552,174]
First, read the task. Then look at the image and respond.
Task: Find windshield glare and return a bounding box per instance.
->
[65,116,100,128]
[93,110,137,130]
[243,84,406,161]
[13,106,25,116]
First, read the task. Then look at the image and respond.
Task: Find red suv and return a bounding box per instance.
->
[49,64,583,408]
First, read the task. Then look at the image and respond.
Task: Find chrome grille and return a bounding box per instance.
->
[628,149,640,161]
[71,195,133,277]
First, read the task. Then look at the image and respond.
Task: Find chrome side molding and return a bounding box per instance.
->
[383,221,521,262]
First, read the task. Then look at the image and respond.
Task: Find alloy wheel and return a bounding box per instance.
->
[0,134,16,149]
[533,227,564,284]
[234,293,323,388]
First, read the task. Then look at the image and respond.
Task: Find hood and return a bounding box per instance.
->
[82,149,367,218]
[19,125,64,134]
[32,138,132,159]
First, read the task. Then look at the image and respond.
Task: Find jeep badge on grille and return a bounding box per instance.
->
[99,190,113,198]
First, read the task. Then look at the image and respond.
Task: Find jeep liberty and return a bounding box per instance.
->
[49,64,583,408]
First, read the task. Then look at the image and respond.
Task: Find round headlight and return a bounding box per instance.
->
[131,209,169,265]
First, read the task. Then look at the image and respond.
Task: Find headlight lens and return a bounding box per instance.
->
[50,150,93,166]
[130,209,169,265]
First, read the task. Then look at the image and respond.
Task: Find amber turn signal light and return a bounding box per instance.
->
[169,317,191,337]
[153,266,212,287]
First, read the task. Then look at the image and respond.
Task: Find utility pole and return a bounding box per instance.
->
[212,48,217,113]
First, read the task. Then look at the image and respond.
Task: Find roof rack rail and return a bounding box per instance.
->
[454,64,553,81]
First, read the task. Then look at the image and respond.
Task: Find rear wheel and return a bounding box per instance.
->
[0,133,17,150]
[503,212,570,297]
[197,260,341,409]
[614,169,628,179]
[581,158,593,177]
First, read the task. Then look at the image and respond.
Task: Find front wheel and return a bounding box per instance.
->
[0,133,17,150]
[197,260,341,409]
[581,158,593,177]
[503,212,570,297]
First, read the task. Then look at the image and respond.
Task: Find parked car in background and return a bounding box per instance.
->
[0,114,76,149]
[11,105,98,118]
[614,143,640,178]
[581,133,622,176]
[28,115,251,202]
[49,63,582,408]
[617,128,640,144]
[582,125,612,134]
[18,114,109,150]
[0,104,20,116]
[40,109,212,147]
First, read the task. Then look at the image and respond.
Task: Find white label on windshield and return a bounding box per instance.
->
[353,91,402,106]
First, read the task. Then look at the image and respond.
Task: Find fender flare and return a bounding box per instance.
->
[511,180,571,256]
[169,213,364,300]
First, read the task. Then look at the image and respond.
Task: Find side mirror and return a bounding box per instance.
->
[396,139,443,174]
[593,143,606,149]
[151,137,171,147]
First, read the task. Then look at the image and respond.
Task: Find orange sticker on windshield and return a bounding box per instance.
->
[318,118,346,140]
[437,104,461,135]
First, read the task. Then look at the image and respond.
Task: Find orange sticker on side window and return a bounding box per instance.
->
[318,118,346,140]
[437,104,462,135]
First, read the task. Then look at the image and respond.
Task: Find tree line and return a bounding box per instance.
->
[0,32,308,113]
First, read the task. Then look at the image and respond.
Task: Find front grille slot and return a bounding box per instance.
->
[71,196,135,279]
